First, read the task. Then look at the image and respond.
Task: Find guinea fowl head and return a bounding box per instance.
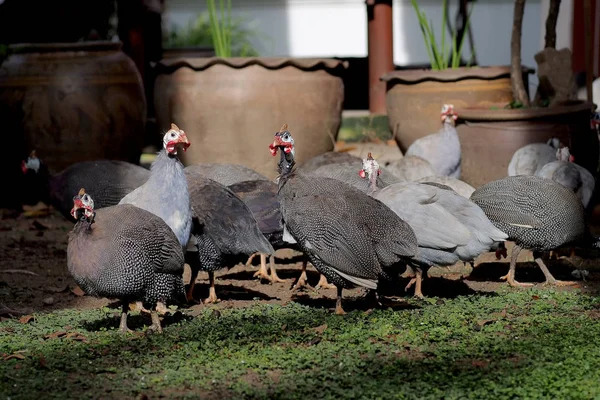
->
[70,188,95,220]
[440,104,457,124]
[163,123,191,156]
[21,150,41,175]
[358,152,381,179]
[269,124,296,176]
[556,143,575,162]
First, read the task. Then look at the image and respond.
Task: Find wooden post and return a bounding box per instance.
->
[366,0,394,115]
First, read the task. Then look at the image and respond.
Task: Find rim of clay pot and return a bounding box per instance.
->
[153,57,349,74]
[380,66,534,84]
[8,41,122,54]
[455,100,595,121]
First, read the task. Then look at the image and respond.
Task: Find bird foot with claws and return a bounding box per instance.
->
[253,266,272,283]
[543,279,578,287]
[500,273,534,288]
[315,274,336,290]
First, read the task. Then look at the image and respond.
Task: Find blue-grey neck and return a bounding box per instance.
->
[146,149,192,247]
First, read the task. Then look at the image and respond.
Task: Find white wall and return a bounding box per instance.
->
[164,0,572,94]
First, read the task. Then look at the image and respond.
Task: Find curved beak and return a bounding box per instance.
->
[177,132,191,152]
[70,198,84,219]
[269,135,293,156]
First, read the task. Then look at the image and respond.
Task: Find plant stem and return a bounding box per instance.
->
[510,0,530,107]
[544,0,561,49]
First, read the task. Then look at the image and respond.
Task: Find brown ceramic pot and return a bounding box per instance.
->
[0,41,146,173]
[455,101,598,188]
[153,57,348,179]
[381,66,533,153]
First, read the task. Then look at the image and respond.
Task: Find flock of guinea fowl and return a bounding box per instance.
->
[60,104,597,333]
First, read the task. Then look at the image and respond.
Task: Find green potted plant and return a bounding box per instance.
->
[381,0,533,154]
[153,0,348,179]
[453,0,597,188]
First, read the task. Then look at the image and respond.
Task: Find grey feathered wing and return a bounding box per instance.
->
[187,172,274,256]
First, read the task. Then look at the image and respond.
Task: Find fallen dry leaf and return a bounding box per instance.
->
[44,331,67,340]
[3,352,26,361]
[65,332,88,342]
[18,315,34,324]
[310,324,328,334]
[532,295,540,300]
[71,286,85,297]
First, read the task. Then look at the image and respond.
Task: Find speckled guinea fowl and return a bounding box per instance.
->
[269,124,418,314]
[298,151,361,174]
[360,154,507,297]
[67,189,186,333]
[185,163,269,186]
[185,171,274,303]
[228,179,333,290]
[20,151,150,220]
[470,175,600,287]
[119,123,192,248]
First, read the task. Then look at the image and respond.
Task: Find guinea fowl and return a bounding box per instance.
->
[269,124,418,314]
[68,189,186,333]
[184,170,274,303]
[119,123,192,248]
[535,145,595,208]
[184,163,269,186]
[470,175,600,287]
[405,104,461,178]
[21,151,150,220]
[385,155,437,182]
[360,155,507,298]
[507,138,560,176]
[298,151,361,174]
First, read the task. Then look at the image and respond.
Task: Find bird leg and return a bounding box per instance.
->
[534,256,578,286]
[413,268,424,299]
[335,286,346,315]
[148,302,164,333]
[185,263,200,303]
[292,260,310,290]
[316,274,337,290]
[404,267,425,299]
[204,271,220,304]
[269,255,286,283]
[499,244,533,287]
[253,253,272,282]
[246,252,260,266]
[119,302,132,333]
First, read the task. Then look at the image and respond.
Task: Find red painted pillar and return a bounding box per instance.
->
[367,0,394,115]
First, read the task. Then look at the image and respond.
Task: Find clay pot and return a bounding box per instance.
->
[381,66,533,152]
[454,101,598,188]
[0,41,147,174]
[153,57,348,179]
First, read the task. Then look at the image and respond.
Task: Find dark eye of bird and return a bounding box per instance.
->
[171,132,176,138]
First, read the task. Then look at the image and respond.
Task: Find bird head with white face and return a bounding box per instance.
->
[359,152,381,179]
[269,124,296,175]
[440,104,457,124]
[163,123,191,156]
[70,188,95,220]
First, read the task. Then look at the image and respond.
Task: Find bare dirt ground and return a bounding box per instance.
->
[2,206,600,319]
